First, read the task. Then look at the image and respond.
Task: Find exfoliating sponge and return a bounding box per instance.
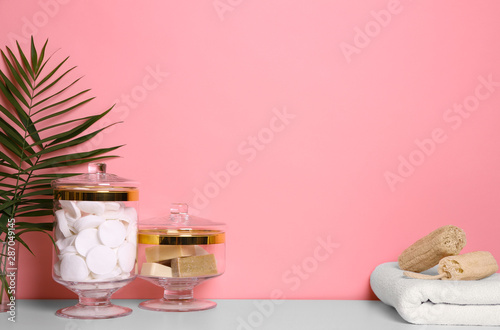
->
[398,225,466,273]
[404,251,499,280]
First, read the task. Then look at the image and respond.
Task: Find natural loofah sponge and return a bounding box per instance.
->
[404,251,498,280]
[398,225,466,273]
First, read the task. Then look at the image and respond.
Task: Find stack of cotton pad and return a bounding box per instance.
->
[53,200,137,282]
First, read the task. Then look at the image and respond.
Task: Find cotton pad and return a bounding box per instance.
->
[117,242,136,273]
[60,254,89,282]
[54,198,138,283]
[126,222,137,246]
[54,223,64,241]
[103,202,124,219]
[91,266,122,280]
[75,228,101,257]
[56,235,76,252]
[122,207,138,224]
[55,209,72,237]
[73,215,105,232]
[105,202,122,212]
[86,245,117,275]
[59,200,81,220]
[53,261,61,276]
[77,201,105,216]
[60,245,77,255]
[98,220,126,248]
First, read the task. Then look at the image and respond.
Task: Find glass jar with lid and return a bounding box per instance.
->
[51,163,138,319]
[137,203,225,312]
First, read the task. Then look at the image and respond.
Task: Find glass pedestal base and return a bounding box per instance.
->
[56,303,132,319]
[54,277,135,319]
[139,298,216,312]
[139,275,219,312]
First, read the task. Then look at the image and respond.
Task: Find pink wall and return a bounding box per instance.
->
[2,0,500,300]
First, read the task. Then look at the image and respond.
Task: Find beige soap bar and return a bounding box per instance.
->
[145,245,195,263]
[140,263,173,277]
[171,254,218,277]
[195,245,209,256]
[157,245,209,267]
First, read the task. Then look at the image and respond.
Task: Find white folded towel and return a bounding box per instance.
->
[370,262,500,326]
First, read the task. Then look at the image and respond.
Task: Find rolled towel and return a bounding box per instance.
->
[371,262,500,326]
[398,225,466,273]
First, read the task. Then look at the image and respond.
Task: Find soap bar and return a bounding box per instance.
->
[194,245,209,256]
[145,245,195,263]
[156,245,209,266]
[171,254,218,277]
[141,263,173,277]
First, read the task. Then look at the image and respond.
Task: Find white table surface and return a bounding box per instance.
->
[1,299,499,329]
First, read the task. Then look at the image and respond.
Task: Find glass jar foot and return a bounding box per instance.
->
[138,280,217,312]
[139,298,216,312]
[54,278,135,319]
[56,303,132,319]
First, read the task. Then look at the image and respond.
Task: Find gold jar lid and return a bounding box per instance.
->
[52,163,139,201]
[138,229,225,245]
[54,187,139,201]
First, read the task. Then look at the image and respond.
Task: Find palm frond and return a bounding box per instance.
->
[0,36,122,247]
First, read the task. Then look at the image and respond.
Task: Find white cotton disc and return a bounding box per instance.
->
[98,220,126,248]
[54,223,64,241]
[53,261,61,276]
[60,254,89,282]
[55,209,72,238]
[118,272,132,279]
[121,220,129,234]
[64,212,79,224]
[117,242,136,273]
[126,220,136,234]
[91,266,122,280]
[60,245,77,255]
[103,209,124,220]
[103,202,124,219]
[73,215,105,232]
[86,245,117,275]
[121,207,138,224]
[126,222,137,246]
[55,235,76,252]
[59,200,81,220]
[76,201,105,216]
[105,202,122,212]
[75,228,101,257]
[65,215,77,232]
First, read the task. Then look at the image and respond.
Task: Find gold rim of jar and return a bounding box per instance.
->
[138,230,225,245]
[54,188,139,201]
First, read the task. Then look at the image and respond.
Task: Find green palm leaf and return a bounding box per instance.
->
[0,36,122,251]
[5,46,33,90]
